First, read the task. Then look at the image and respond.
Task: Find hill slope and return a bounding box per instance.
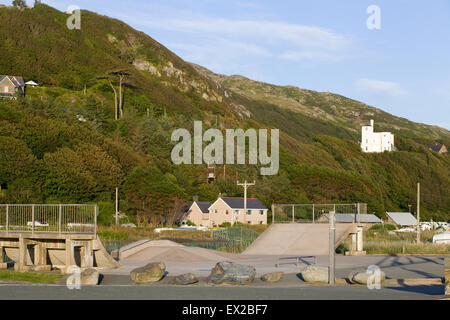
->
[0,4,448,223]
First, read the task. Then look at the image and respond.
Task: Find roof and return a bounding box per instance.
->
[428,144,446,152]
[219,197,267,210]
[323,213,382,223]
[386,212,417,226]
[25,80,38,86]
[0,75,25,87]
[186,201,211,214]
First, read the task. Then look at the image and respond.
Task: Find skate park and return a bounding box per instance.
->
[0,203,447,296]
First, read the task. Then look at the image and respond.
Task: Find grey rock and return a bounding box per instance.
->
[171,273,198,285]
[80,268,100,285]
[301,266,330,283]
[261,272,284,283]
[207,261,256,285]
[130,262,166,284]
[349,270,386,285]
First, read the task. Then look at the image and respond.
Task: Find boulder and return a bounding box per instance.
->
[301,266,330,283]
[261,272,284,283]
[207,261,256,285]
[349,270,386,285]
[171,273,198,285]
[80,268,100,285]
[130,262,166,284]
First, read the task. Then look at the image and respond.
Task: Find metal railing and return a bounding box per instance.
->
[0,204,97,234]
[271,203,367,224]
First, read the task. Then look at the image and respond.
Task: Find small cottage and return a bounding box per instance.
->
[0,75,25,98]
[428,144,448,154]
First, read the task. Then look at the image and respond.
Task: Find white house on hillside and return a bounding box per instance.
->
[361,119,395,153]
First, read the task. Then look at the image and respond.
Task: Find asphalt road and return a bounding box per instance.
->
[0,282,446,300]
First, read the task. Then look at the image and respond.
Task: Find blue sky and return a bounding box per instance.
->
[3,0,450,129]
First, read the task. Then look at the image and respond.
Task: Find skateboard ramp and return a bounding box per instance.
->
[243,223,357,255]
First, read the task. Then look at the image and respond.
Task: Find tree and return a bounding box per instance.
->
[12,0,27,8]
[107,70,131,120]
[34,0,41,7]
[123,166,186,226]
[0,136,38,185]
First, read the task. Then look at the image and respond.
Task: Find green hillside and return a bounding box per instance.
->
[0,4,448,224]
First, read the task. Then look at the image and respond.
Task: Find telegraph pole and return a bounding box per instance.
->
[237,180,256,224]
[329,208,336,285]
[416,182,421,244]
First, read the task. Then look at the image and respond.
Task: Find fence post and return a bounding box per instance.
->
[357,203,361,224]
[94,205,98,235]
[32,204,35,234]
[58,204,62,234]
[6,205,9,233]
[292,205,295,223]
[312,204,315,224]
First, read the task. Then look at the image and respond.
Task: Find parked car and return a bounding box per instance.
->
[27,221,49,227]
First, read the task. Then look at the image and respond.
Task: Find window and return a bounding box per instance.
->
[259,210,264,215]
[234,210,239,215]
[260,221,263,224]
[246,210,251,215]
[4,86,8,93]
[247,221,251,224]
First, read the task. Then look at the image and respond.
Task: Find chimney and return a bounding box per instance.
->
[193,196,198,202]
[218,193,222,198]
[370,119,374,127]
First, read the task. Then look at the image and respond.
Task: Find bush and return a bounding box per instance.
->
[369,224,396,231]
[220,222,231,228]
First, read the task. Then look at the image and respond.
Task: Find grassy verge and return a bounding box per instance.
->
[364,241,450,255]
[363,225,450,255]
[0,270,64,284]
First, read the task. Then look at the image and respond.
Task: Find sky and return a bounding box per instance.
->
[3,0,450,129]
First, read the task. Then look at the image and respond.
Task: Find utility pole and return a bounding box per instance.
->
[223,165,226,179]
[115,187,119,225]
[416,182,420,244]
[329,208,336,285]
[237,180,255,224]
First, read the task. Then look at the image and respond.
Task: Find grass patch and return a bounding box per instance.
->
[0,270,64,284]
[364,241,450,255]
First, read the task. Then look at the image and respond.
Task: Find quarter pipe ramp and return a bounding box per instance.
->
[243,223,357,256]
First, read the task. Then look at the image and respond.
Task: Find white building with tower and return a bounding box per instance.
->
[361,119,395,153]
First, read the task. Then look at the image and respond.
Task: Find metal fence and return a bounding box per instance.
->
[184,227,260,253]
[272,203,367,223]
[0,204,97,234]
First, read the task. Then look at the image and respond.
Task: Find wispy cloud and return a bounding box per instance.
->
[116,5,354,71]
[356,78,407,97]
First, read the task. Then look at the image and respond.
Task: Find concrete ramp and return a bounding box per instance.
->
[243,223,357,256]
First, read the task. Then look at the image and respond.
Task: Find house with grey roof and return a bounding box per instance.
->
[0,75,25,98]
[386,212,417,227]
[208,196,268,226]
[428,144,448,154]
[177,199,212,227]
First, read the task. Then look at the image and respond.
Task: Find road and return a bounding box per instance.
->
[0,282,446,300]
